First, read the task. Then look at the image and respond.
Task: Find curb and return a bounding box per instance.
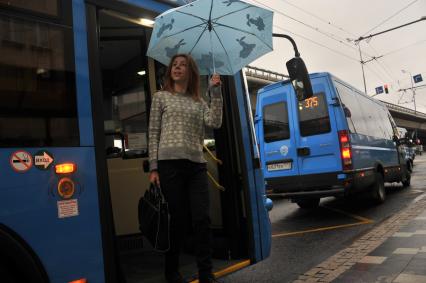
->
[293,195,426,282]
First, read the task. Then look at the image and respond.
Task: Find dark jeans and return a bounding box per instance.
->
[158,159,212,279]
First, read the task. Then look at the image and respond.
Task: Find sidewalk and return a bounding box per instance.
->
[335,199,426,283]
[293,156,426,283]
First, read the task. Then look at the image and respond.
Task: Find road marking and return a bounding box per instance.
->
[272,221,370,238]
[321,205,374,223]
[189,260,250,283]
[272,205,373,238]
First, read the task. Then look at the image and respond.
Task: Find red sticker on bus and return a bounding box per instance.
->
[10,150,33,172]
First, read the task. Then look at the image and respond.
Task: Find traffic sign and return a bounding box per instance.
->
[34,150,54,170]
[10,150,33,172]
[375,86,384,94]
[413,74,423,84]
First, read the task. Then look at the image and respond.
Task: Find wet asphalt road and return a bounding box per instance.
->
[222,154,426,283]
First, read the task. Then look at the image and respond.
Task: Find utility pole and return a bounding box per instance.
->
[357,43,367,94]
[402,69,416,115]
[353,16,425,95]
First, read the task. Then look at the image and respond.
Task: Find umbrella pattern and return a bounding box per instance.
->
[147,0,273,75]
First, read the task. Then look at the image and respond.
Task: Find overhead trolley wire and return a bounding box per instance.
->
[249,0,381,64]
[247,0,417,90]
[279,0,358,38]
[381,38,426,57]
[365,43,397,82]
[364,61,389,85]
[273,25,359,62]
[249,0,362,53]
[361,0,419,37]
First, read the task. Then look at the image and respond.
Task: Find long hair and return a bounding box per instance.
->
[162,54,200,100]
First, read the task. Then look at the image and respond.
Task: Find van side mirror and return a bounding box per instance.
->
[286,57,313,101]
[343,105,351,117]
[393,135,399,144]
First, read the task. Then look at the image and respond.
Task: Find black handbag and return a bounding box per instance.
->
[138,183,170,252]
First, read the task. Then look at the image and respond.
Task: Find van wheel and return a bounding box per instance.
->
[407,161,413,173]
[296,198,320,209]
[402,170,411,187]
[371,172,385,204]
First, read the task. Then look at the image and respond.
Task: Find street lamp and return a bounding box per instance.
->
[401,69,416,115]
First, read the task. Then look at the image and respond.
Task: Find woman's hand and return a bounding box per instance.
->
[209,73,221,88]
[149,170,160,187]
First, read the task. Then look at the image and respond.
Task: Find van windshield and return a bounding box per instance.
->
[263,101,290,142]
[298,92,331,136]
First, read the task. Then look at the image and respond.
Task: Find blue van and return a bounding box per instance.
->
[255,72,411,208]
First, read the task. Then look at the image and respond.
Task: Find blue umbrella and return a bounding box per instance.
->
[146,0,273,75]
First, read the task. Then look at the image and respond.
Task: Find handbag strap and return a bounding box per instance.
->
[150,183,166,203]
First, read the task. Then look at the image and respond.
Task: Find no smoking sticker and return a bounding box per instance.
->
[10,150,33,172]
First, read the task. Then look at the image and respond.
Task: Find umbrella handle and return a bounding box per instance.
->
[209,31,216,74]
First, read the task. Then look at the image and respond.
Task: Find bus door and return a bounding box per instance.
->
[85,2,266,281]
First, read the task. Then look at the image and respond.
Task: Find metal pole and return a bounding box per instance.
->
[358,44,367,94]
[410,72,417,115]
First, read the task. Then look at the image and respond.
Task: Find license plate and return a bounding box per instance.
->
[267,162,292,171]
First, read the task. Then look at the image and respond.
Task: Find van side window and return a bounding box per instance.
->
[263,102,290,142]
[335,83,368,134]
[298,92,331,136]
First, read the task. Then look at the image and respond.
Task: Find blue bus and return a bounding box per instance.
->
[255,72,411,208]
[0,1,272,282]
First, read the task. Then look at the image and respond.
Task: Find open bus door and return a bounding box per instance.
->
[84,1,271,281]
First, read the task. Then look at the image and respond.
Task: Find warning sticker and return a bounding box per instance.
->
[57,199,79,218]
[10,150,33,172]
[34,150,54,170]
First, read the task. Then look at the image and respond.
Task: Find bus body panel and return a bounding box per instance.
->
[74,0,95,146]
[0,0,272,281]
[0,147,105,283]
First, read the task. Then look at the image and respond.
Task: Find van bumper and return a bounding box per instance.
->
[265,171,352,198]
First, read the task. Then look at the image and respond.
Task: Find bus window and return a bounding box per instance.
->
[0,0,58,16]
[0,15,78,147]
[263,101,290,142]
[298,92,331,137]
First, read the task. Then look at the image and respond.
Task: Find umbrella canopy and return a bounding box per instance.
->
[146,0,273,75]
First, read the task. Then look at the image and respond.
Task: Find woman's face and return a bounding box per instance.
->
[171,56,188,84]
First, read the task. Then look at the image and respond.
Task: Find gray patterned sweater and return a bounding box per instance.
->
[148,87,223,171]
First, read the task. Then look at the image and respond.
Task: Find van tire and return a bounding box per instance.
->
[371,172,385,204]
[402,170,411,187]
[296,198,320,209]
[407,161,413,173]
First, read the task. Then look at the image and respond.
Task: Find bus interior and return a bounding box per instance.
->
[94,9,252,282]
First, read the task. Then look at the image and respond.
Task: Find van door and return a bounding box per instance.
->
[256,86,300,185]
[295,81,341,178]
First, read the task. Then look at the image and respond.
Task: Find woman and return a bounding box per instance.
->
[148,53,223,283]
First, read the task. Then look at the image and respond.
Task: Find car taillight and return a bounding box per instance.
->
[339,130,352,170]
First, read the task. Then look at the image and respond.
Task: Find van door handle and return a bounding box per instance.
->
[297,147,310,156]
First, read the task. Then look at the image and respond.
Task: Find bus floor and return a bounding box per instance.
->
[119,244,239,282]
